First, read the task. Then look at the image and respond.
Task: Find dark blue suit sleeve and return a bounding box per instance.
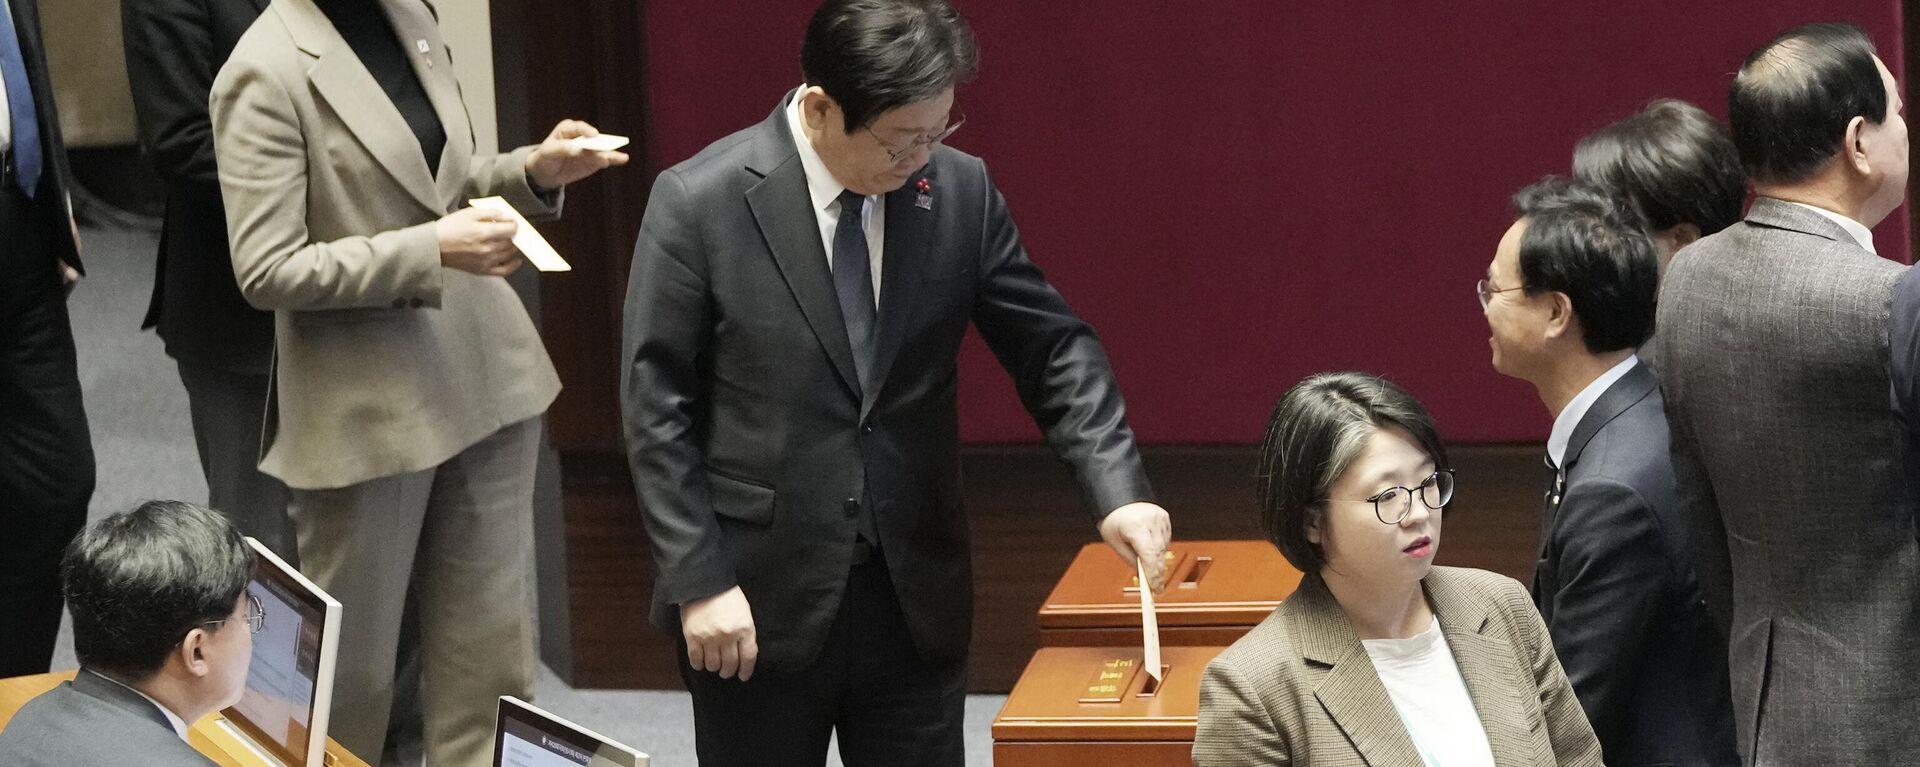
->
[1546,478,1668,742]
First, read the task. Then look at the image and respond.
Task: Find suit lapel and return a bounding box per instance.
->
[862,167,936,418]
[1561,361,1654,470]
[1429,573,1533,767]
[381,0,469,208]
[1290,579,1425,765]
[279,0,443,216]
[744,108,861,400]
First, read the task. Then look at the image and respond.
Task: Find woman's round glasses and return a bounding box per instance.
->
[1342,470,1456,525]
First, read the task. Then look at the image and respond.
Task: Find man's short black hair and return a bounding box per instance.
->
[1256,372,1450,575]
[1730,22,1889,185]
[1511,177,1660,353]
[1574,99,1747,236]
[63,500,253,681]
[801,0,979,132]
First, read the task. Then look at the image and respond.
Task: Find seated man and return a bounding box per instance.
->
[1479,178,1738,766]
[0,500,257,766]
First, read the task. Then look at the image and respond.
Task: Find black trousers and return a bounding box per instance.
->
[680,551,967,767]
[0,176,95,676]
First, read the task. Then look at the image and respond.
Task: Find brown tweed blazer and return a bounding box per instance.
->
[1193,566,1601,766]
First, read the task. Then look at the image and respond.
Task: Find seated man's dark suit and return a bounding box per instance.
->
[1533,360,1738,766]
[0,670,214,766]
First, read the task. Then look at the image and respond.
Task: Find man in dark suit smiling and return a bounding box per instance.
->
[622,1,1171,763]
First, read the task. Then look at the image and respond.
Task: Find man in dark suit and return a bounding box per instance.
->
[1654,23,1915,765]
[0,500,257,766]
[0,0,95,678]
[622,1,1171,763]
[1481,177,1737,766]
[122,0,292,562]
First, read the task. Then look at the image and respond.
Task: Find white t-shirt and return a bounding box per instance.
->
[1361,617,1497,767]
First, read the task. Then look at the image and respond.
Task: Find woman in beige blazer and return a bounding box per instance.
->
[208,0,624,764]
[1194,372,1601,766]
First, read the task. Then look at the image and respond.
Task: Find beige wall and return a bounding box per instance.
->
[43,0,497,152]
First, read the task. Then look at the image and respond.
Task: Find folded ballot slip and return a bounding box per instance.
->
[467,196,571,272]
[570,133,630,152]
[1137,558,1163,685]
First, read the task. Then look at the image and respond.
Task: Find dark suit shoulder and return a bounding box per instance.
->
[0,682,213,766]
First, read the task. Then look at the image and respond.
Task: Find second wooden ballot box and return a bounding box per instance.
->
[991,645,1225,766]
[1038,539,1302,646]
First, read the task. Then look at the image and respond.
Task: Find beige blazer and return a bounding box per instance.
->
[1194,566,1601,767]
[210,0,560,489]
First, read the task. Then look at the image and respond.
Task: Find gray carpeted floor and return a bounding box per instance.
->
[51,221,1006,766]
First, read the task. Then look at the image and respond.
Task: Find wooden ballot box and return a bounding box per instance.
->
[992,645,1225,765]
[1038,540,1301,646]
[0,671,370,767]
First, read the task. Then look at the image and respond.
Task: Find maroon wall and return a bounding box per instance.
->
[643,2,1907,444]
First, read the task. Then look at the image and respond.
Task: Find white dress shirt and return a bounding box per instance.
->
[785,86,885,305]
[1547,354,1640,469]
[1362,617,1498,767]
[1785,200,1876,255]
[93,670,191,741]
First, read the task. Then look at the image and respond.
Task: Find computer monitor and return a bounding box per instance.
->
[493,696,649,767]
[220,537,342,767]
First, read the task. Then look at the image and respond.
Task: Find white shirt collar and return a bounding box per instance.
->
[786,87,852,215]
[1784,201,1876,254]
[92,670,191,741]
[1547,355,1640,469]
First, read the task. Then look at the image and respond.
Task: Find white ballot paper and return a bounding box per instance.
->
[571,133,631,152]
[1137,558,1163,685]
[467,196,571,272]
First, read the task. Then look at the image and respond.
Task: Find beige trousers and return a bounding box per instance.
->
[291,417,540,767]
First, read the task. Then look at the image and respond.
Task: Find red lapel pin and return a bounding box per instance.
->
[915,178,933,210]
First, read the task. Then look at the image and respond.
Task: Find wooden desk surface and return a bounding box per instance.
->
[992,645,1226,743]
[0,671,369,767]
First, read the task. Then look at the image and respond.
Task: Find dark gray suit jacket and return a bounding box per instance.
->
[123,0,274,372]
[1654,197,1914,765]
[1533,361,1737,766]
[622,95,1154,671]
[0,670,213,766]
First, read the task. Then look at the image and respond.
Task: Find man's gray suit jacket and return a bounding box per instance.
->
[1654,197,1915,766]
[0,669,214,766]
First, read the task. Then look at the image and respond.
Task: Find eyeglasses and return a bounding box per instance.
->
[1331,470,1456,525]
[1475,278,1526,310]
[202,593,266,635]
[865,112,966,163]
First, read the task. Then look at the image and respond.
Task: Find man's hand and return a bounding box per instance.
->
[1099,501,1173,592]
[524,119,630,191]
[680,585,758,681]
[63,215,81,296]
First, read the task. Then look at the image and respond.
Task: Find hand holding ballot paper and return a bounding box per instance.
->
[469,198,571,272]
[525,120,630,190]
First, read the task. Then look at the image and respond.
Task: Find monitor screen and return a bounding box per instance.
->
[494,697,648,767]
[223,538,341,766]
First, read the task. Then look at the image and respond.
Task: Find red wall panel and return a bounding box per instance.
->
[644,1,1907,443]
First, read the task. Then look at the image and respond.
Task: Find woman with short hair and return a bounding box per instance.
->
[1193,372,1600,766]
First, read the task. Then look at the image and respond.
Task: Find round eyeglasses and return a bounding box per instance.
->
[1334,470,1456,525]
[201,593,266,635]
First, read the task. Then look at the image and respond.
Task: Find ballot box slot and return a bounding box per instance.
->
[1135,666,1171,698]
[1179,556,1213,589]
[1124,550,1189,594]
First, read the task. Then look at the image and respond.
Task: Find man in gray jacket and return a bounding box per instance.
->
[1653,22,1913,766]
[0,501,258,766]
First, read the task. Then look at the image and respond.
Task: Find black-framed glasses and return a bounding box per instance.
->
[865,112,966,162]
[1475,278,1526,311]
[1335,470,1456,525]
[202,593,266,635]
